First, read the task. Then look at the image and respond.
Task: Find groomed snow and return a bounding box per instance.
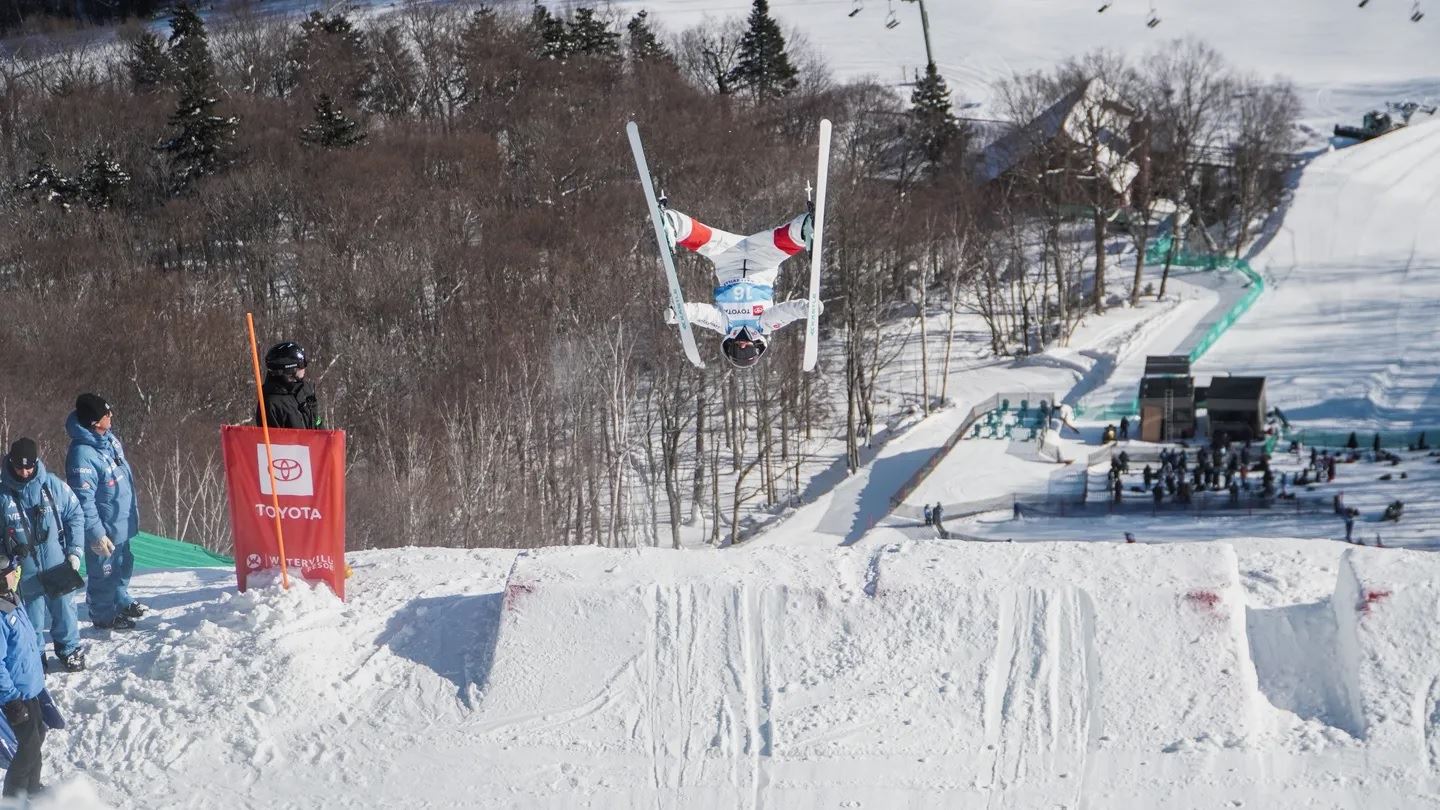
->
[28,538,1440,809]
[1198,118,1440,432]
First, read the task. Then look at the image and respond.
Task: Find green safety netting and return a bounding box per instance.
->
[77,532,232,575]
[1076,232,1265,420]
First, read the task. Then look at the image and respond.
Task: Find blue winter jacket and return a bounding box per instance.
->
[0,596,42,702]
[65,411,140,546]
[0,461,85,586]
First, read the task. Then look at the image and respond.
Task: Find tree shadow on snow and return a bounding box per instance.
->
[376,592,504,709]
[819,448,934,546]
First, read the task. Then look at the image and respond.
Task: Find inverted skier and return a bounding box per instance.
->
[661,207,822,369]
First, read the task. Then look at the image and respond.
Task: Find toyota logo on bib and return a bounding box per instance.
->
[257,444,315,497]
[272,458,303,481]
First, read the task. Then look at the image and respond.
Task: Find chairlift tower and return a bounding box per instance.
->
[850,0,936,70]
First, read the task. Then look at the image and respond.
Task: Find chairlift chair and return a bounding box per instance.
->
[1097,2,1112,11]
[885,0,900,29]
[1146,1,1161,26]
[848,0,863,18]
[1412,2,1424,21]
[1358,0,1370,6]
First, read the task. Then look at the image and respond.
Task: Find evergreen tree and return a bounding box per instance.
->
[77,149,131,209]
[567,7,619,60]
[625,10,671,67]
[15,160,79,210]
[300,94,368,149]
[157,3,238,191]
[292,11,373,104]
[125,29,171,94]
[728,0,798,100]
[530,4,570,61]
[909,62,963,164]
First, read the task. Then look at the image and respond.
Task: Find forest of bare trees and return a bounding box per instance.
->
[0,2,1300,553]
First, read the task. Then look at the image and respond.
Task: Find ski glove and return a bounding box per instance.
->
[91,536,115,557]
[68,554,81,571]
[663,307,677,325]
[801,212,814,249]
[660,210,680,243]
[2,700,28,727]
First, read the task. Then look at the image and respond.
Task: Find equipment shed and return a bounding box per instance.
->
[1205,376,1267,442]
[1138,375,1196,441]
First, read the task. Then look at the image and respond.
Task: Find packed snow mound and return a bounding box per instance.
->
[32,543,1440,808]
[1198,119,1440,429]
[1334,547,1440,759]
[479,540,1261,807]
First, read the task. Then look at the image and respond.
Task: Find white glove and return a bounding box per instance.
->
[91,536,115,557]
[68,554,80,571]
[663,307,678,325]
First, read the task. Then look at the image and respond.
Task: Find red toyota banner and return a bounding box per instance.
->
[221,425,347,600]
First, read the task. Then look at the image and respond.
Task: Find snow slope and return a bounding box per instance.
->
[1197,118,1440,430]
[35,538,1440,809]
[616,0,1440,134]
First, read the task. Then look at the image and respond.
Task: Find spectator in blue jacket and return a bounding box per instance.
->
[0,439,87,671]
[65,394,145,631]
[0,555,46,798]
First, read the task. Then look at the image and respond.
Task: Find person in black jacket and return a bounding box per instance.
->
[257,342,322,430]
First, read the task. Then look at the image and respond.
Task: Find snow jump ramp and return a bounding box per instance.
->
[473,540,1262,807]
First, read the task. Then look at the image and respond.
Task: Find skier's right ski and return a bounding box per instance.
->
[802,118,832,372]
[627,121,705,368]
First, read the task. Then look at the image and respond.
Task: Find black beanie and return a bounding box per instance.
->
[76,393,112,425]
[6,438,37,469]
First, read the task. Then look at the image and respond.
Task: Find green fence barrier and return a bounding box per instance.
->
[77,532,232,576]
[1078,234,1266,420]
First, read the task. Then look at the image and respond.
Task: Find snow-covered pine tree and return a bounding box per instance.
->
[300,94,368,149]
[626,10,671,67]
[125,29,171,94]
[157,3,238,191]
[77,149,131,209]
[728,0,798,101]
[909,62,962,164]
[567,7,619,60]
[15,160,79,210]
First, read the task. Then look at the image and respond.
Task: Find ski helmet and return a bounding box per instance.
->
[721,327,767,369]
[264,341,308,373]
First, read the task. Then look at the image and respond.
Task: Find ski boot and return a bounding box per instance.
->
[93,615,137,631]
[57,648,86,672]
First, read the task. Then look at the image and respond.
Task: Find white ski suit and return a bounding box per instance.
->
[662,209,818,337]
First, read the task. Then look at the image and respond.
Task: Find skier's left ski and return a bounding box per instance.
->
[802,118,832,372]
[627,121,705,368]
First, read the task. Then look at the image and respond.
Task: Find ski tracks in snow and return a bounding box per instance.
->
[980,584,1097,808]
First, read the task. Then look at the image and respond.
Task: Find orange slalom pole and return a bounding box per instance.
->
[247,313,291,590]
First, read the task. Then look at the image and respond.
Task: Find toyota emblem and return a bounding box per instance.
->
[271,457,304,481]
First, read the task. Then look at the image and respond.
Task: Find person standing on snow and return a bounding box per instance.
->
[257,341,322,430]
[65,394,145,630]
[0,555,47,798]
[661,208,822,369]
[0,439,87,672]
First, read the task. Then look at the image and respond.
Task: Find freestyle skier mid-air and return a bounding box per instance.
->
[631,118,830,371]
[660,207,822,369]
